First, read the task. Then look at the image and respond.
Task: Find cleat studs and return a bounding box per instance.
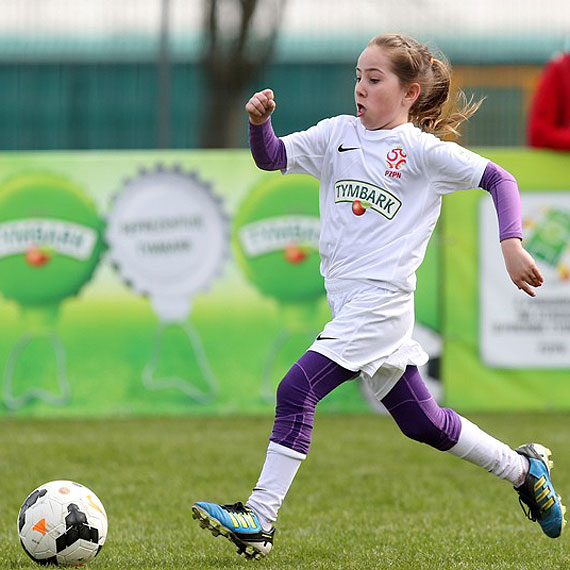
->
[192,505,270,560]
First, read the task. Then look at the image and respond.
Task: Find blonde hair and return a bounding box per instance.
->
[367,33,482,138]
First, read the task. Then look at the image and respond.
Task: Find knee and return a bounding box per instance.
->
[275,365,312,413]
[275,375,297,408]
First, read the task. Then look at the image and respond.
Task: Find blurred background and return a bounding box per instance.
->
[2,0,569,151]
[0,0,568,420]
[1,5,569,568]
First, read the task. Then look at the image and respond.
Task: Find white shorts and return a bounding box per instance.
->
[309,278,428,401]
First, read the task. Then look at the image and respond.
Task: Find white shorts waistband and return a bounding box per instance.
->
[324,277,399,295]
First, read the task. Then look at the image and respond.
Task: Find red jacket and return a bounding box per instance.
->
[528,52,570,150]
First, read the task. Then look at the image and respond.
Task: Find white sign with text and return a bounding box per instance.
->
[479,192,570,367]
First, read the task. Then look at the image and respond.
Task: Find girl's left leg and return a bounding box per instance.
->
[381,365,565,538]
[381,365,527,484]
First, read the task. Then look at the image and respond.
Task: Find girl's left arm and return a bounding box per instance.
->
[480,162,544,297]
[500,238,543,297]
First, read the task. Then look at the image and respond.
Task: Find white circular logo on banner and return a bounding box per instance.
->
[106,165,229,321]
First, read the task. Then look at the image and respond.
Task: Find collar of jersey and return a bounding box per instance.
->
[357,121,415,140]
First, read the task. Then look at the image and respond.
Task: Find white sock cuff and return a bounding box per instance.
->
[268,441,307,461]
[448,415,526,485]
[448,416,480,458]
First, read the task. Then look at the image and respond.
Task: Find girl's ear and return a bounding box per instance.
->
[404,82,421,106]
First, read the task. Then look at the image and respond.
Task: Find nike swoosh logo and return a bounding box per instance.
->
[337,144,359,153]
[316,334,337,341]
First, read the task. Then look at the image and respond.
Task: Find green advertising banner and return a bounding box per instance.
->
[3,149,565,417]
[0,151,441,418]
[442,149,570,411]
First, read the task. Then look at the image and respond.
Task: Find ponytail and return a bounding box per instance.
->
[368,34,483,138]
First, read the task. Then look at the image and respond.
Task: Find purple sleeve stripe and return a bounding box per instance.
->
[479,161,523,241]
[248,118,287,171]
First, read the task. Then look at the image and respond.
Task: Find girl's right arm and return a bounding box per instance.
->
[245,89,287,171]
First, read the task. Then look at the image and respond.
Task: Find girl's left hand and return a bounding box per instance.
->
[500,238,544,297]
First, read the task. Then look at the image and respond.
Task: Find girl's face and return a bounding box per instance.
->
[355,46,417,130]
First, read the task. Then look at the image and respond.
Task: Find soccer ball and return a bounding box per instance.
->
[17,480,108,566]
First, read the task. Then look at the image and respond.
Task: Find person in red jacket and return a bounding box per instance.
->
[528,50,570,150]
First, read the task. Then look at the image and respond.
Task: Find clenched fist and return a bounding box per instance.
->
[245,89,276,125]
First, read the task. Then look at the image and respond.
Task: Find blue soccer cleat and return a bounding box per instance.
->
[192,501,275,559]
[514,443,567,538]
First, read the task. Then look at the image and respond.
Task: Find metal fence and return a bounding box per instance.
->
[1,0,568,149]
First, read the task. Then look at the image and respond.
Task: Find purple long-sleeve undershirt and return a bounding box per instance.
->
[248,121,523,242]
[479,162,523,241]
[248,119,287,171]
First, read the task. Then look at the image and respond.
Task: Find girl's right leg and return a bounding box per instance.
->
[245,350,357,527]
[192,350,357,559]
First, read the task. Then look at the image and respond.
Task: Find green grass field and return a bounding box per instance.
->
[1,413,569,569]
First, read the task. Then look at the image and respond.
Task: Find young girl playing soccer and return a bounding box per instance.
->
[192,33,566,559]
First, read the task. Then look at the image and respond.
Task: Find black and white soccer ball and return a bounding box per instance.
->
[17,480,107,566]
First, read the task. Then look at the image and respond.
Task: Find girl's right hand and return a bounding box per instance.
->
[245,89,276,125]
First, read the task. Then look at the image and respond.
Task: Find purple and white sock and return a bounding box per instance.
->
[247,351,357,527]
[382,366,527,485]
[270,350,357,454]
[381,365,462,451]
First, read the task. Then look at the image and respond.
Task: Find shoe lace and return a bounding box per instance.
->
[518,496,538,522]
[221,501,248,514]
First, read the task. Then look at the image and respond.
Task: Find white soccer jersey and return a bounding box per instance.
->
[281,116,489,292]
